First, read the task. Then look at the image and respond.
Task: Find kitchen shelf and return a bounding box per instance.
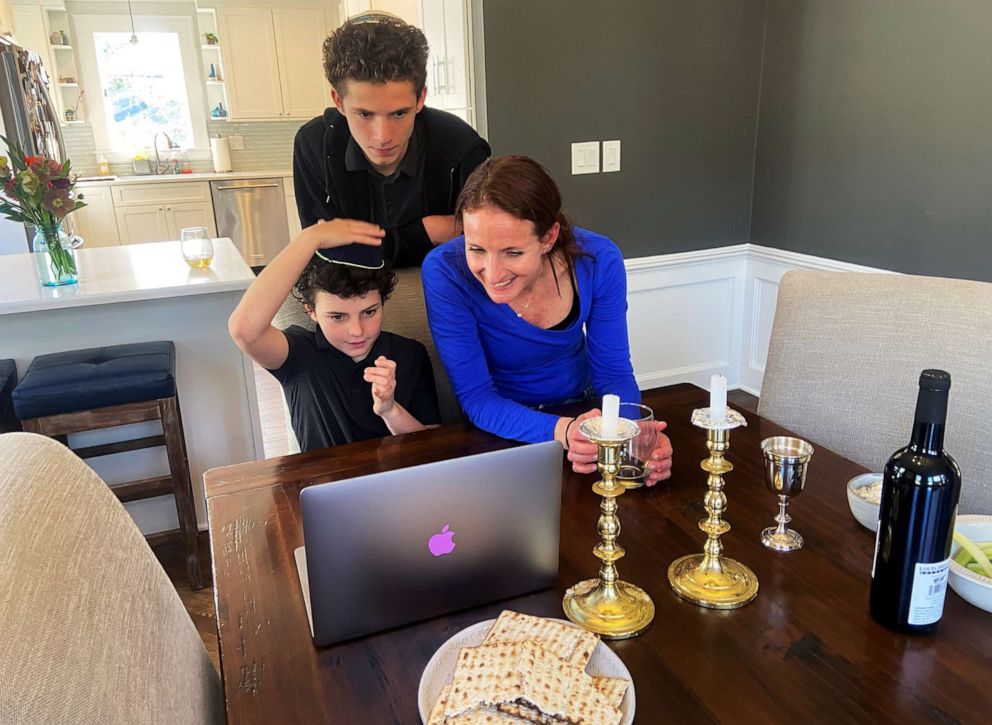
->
[51,44,74,51]
[57,82,79,87]
[206,80,225,86]
[201,44,221,50]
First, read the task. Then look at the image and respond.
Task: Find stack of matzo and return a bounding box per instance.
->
[427,611,630,724]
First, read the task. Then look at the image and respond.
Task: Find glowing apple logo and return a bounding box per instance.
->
[428,524,456,557]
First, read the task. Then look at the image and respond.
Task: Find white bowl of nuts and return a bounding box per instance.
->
[846,472,883,532]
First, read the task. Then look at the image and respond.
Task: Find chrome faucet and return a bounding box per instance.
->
[153,132,179,174]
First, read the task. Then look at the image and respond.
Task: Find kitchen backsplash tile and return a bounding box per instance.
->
[63,120,301,176]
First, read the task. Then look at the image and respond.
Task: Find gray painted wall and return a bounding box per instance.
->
[481,0,766,258]
[749,1,992,281]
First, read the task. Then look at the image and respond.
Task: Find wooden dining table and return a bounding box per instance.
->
[205,383,991,724]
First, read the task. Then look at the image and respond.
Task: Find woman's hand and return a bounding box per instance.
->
[566,409,600,474]
[643,421,673,486]
[364,356,397,416]
[298,218,385,251]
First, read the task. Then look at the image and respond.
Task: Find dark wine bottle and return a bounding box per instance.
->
[869,369,962,634]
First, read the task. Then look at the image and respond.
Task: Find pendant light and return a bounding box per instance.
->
[128,0,138,44]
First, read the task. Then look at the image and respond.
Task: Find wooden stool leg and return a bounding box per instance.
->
[159,396,204,590]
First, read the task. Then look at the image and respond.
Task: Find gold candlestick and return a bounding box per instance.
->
[563,416,655,639]
[668,407,758,609]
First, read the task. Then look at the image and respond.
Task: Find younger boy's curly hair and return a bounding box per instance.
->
[292,259,397,311]
[323,14,429,95]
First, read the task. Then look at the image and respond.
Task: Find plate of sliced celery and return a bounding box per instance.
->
[949,515,992,614]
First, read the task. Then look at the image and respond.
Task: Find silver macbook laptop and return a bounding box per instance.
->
[295,441,563,646]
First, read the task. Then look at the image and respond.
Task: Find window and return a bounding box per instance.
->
[75,13,209,161]
[93,32,195,154]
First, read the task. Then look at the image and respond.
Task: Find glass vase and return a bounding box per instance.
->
[32,224,81,286]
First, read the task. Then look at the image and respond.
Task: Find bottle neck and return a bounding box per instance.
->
[909,420,945,455]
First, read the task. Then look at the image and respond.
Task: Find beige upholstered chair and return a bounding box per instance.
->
[273,267,463,426]
[0,432,223,725]
[758,271,992,514]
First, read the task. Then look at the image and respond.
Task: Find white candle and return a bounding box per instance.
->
[601,394,620,438]
[710,374,727,420]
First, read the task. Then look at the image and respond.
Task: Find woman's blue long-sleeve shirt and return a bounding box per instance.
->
[422,228,640,443]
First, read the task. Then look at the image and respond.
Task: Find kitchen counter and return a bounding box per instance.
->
[76,169,292,186]
[0,238,254,314]
[1,238,262,535]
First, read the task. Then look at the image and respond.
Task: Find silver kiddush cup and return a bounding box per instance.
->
[760,436,814,551]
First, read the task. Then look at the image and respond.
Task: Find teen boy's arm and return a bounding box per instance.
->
[228,220,384,370]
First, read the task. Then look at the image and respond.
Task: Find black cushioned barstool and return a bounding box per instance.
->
[0,360,19,433]
[11,342,203,589]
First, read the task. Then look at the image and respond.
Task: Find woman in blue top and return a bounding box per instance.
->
[422,156,673,483]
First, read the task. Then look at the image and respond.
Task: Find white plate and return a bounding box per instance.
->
[418,617,636,724]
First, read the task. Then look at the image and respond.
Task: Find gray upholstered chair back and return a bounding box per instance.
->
[758,271,992,514]
[0,432,224,725]
[273,268,463,424]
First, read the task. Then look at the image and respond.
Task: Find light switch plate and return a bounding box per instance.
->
[228,134,245,150]
[602,140,620,172]
[571,141,599,175]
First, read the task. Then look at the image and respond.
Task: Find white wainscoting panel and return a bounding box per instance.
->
[624,244,892,398]
[625,246,747,391]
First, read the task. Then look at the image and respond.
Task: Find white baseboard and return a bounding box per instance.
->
[624,244,892,397]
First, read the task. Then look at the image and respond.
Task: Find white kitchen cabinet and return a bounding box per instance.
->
[68,184,120,247]
[272,9,330,118]
[116,203,216,245]
[284,177,302,241]
[219,7,327,121]
[112,182,216,245]
[421,0,471,119]
[1,0,15,40]
[115,205,173,245]
[218,9,282,120]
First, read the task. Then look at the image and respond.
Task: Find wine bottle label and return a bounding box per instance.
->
[907,559,950,625]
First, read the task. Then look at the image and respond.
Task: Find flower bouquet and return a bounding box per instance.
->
[0,135,86,285]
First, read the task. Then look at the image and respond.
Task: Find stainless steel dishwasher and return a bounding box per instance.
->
[210,177,290,268]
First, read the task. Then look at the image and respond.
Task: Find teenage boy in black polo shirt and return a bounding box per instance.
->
[293,13,490,268]
[228,220,440,451]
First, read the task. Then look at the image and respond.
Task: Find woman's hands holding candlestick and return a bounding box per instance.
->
[563,410,674,485]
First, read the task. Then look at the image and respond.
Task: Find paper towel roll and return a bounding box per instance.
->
[210,136,232,173]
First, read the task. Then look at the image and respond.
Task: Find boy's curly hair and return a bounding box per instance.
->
[323,14,429,95]
[292,259,397,311]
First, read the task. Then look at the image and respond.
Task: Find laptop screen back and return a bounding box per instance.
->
[299,441,563,646]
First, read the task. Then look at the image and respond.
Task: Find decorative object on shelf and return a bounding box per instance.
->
[0,136,86,286]
[208,63,221,81]
[57,76,76,84]
[64,90,84,123]
[50,31,69,45]
[204,32,219,45]
[210,101,227,118]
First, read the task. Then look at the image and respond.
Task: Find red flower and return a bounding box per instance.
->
[3,178,17,200]
[23,155,42,166]
[50,177,72,190]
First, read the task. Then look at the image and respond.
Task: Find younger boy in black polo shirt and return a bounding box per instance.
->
[228,219,440,451]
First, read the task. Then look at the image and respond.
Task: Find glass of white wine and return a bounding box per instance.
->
[181,227,214,268]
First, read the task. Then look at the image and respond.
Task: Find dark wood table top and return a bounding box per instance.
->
[205,384,991,724]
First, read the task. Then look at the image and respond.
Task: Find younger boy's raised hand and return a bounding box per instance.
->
[364,356,398,416]
[300,218,385,250]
